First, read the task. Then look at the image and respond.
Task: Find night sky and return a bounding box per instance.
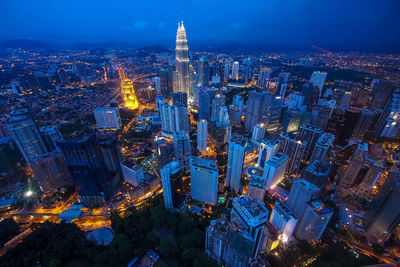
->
[1,0,399,49]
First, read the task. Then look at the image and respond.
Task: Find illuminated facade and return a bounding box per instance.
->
[175,21,191,96]
[118,66,139,109]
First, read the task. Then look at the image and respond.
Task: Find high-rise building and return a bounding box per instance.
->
[244,91,271,131]
[265,98,283,133]
[174,103,190,133]
[159,68,174,98]
[302,83,320,112]
[39,125,62,152]
[279,134,308,175]
[258,68,272,89]
[231,61,239,81]
[29,151,73,193]
[99,136,122,173]
[7,108,47,162]
[223,62,231,81]
[190,157,218,205]
[339,142,369,188]
[309,132,334,163]
[211,93,225,120]
[286,178,320,220]
[230,95,244,125]
[369,79,395,110]
[155,136,173,170]
[231,195,269,257]
[303,160,332,188]
[295,200,332,241]
[269,200,298,244]
[173,130,191,171]
[197,57,210,87]
[160,161,183,209]
[118,66,139,109]
[257,138,281,167]
[197,119,208,152]
[226,134,247,193]
[247,175,266,202]
[364,172,400,243]
[374,94,400,138]
[252,123,266,142]
[152,76,161,95]
[352,109,375,139]
[159,102,189,134]
[281,110,301,133]
[175,22,191,96]
[120,160,144,187]
[173,92,188,107]
[263,153,289,189]
[56,135,109,204]
[94,107,121,130]
[310,105,331,130]
[198,90,211,121]
[218,106,230,124]
[309,71,327,96]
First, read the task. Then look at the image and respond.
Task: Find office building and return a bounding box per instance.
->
[159,102,189,134]
[269,200,298,243]
[231,195,269,257]
[173,92,188,107]
[265,97,283,133]
[303,160,332,187]
[39,125,62,152]
[197,119,208,152]
[286,179,320,220]
[152,76,161,95]
[57,135,109,204]
[309,132,334,163]
[352,109,375,139]
[295,200,332,241]
[311,105,331,130]
[260,222,280,252]
[173,130,191,171]
[257,138,280,167]
[247,175,267,202]
[198,90,211,121]
[175,22,191,96]
[7,108,47,162]
[160,161,183,209]
[302,83,320,112]
[374,94,400,138]
[121,160,144,187]
[281,110,301,133]
[252,123,266,142]
[155,136,173,169]
[190,157,218,205]
[263,153,289,189]
[369,79,395,110]
[29,151,73,193]
[226,134,247,193]
[339,142,369,188]
[99,136,122,173]
[211,93,225,120]
[231,61,239,81]
[174,103,190,133]
[197,57,210,87]
[309,71,327,96]
[218,106,230,124]
[94,107,121,131]
[364,172,400,243]
[279,134,307,175]
[230,95,244,125]
[245,91,272,131]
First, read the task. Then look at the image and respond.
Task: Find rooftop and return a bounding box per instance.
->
[234,195,268,218]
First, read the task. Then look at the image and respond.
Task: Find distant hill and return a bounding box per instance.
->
[0,39,55,50]
[138,45,171,52]
[70,41,137,50]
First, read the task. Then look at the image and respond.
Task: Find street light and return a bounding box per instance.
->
[24,190,33,197]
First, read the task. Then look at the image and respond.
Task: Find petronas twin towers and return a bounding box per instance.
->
[175,21,192,97]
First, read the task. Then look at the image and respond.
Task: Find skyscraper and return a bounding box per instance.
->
[160,161,183,209]
[309,132,334,163]
[244,91,271,131]
[369,79,395,111]
[295,200,332,241]
[247,175,267,202]
[197,57,210,87]
[231,61,239,81]
[39,125,62,152]
[175,22,191,97]
[226,134,247,193]
[190,157,218,205]
[173,130,191,171]
[374,94,400,138]
[352,109,375,139]
[303,160,332,188]
[279,134,308,175]
[364,172,400,243]
[269,200,298,243]
[7,108,47,162]
[309,71,327,96]
[257,138,281,167]
[263,153,289,189]
[230,95,244,125]
[173,92,188,107]
[197,119,208,152]
[211,93,225,120]
[286,178,320,220]
[252,123,266,142]
[198,90,211,121]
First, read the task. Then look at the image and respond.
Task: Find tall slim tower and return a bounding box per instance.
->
[118,66,139,110]
[175,22,191,97]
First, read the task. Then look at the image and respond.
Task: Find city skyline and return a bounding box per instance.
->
[0,0,400,51]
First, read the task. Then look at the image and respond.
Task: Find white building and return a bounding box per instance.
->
[197,120,208,152]
[263,153,289,189]
[173,130,191,171]
[286,179,320,220]
[94,107,121,130]
[231,61,239,81]
[309,71,327,96]
[257,139,280,167]
[252,123,266,142]
[120,160,144,187]
[226,134,247,193]
[190,157,218,205]
[270,200,298,244]
[160,161,182,209]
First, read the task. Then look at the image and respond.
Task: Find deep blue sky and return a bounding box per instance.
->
[1,0,399,48]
